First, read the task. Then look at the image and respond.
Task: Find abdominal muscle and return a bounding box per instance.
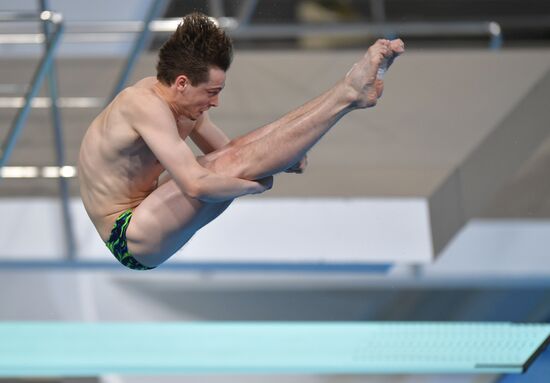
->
[78,93,165,243]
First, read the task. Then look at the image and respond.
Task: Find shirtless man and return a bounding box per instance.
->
[78,12,404,270]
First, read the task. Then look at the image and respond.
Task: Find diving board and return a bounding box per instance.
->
[1,322,549,376]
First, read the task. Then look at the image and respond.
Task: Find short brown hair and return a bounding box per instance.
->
[156,12,233,86]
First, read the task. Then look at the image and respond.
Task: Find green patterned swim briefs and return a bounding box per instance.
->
[105,210,156,271]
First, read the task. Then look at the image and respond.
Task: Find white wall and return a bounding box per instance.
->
[1,197,550,280]
[0,197,431,265]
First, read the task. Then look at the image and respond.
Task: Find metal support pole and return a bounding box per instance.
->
[238,0,258,26]
[39,0,77,260]
[108,0,165,103]
[0,12,64,168]
[369,0,393,39]
[369,0,386,22]
[488,21,503,50]
[208,0,225,19]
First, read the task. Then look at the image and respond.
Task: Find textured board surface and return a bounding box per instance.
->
[0,322,549,376]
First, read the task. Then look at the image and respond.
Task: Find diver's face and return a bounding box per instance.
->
[178,67,226,120]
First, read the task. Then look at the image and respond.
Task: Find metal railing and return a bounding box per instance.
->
[0,10,63,168]
[0,7,77,260]
[0,17,504,47]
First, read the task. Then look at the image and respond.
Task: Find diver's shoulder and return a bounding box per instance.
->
[115,81,164,113]
[133,76,157,89]
[119,81,156,100]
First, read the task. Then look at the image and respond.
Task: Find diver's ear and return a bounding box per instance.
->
[174,75,189,91]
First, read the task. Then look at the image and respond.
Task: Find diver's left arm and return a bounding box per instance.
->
[189,112,231,154]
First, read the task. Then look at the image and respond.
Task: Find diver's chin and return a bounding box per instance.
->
[181,110,200,121]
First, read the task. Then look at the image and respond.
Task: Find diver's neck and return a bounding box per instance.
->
[153,81,188,120]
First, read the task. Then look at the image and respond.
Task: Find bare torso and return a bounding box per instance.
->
[78,77,197,242]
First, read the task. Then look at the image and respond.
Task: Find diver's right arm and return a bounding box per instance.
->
[128,92,269,202]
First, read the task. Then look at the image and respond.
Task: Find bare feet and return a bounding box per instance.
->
[344,38,405,108]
